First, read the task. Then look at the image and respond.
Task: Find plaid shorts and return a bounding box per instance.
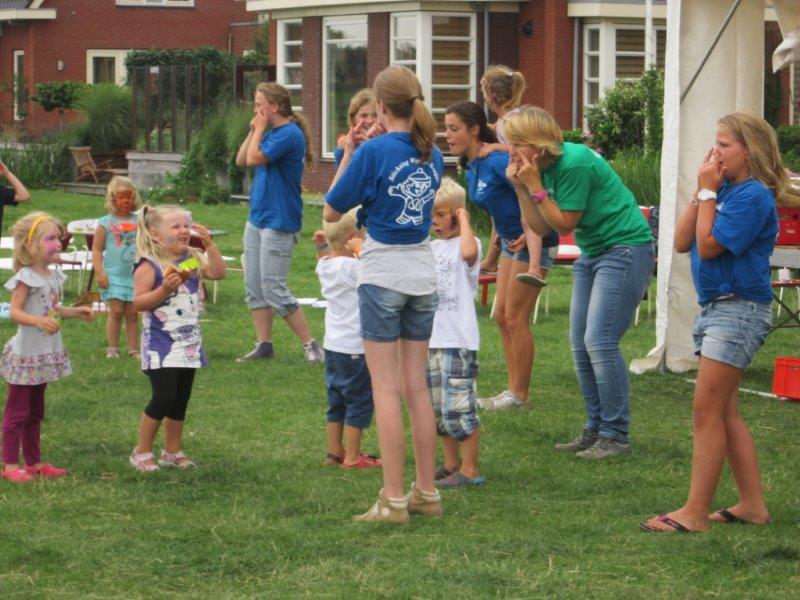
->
[426,348,479,441]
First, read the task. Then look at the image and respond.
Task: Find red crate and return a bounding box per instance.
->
[777,208,800,246]
[772,356,800,400]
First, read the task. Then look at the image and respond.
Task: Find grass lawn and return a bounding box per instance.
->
[0,190,798,599]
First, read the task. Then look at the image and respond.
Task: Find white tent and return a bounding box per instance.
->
[631,0,800,374]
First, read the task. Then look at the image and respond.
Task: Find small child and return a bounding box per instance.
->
[0,212,93,483]
[92,176,141,359]
[313,209,380,470]
[129,204,226,472]
[427,179,485,488]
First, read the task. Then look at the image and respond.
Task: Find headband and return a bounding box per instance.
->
[27,215,48,244]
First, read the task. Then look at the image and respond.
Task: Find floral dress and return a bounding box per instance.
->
[0,268,72,385]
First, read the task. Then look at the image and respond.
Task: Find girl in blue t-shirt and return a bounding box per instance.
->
[234,82,323,364]
[333,88,378,169]
[444,101,556,412]
[324,66,444,523]
[642,113,796,533]
[91,176,141,359]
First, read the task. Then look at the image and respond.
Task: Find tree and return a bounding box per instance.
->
[33,81,85,130]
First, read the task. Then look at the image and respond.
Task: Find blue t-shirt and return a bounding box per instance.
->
[325,132,444,245]
[466,152,525,240]
[333,145,344,170]
[248,122,305,232]
[691,178,778,305]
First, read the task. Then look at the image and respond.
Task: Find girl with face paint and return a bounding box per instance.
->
[0,211,94,483]
[92,176,142,360]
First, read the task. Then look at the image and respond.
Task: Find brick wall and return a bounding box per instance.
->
[0,0,251,131]
[765,21,792,126]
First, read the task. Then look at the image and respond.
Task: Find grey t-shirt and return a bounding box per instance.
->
[358,235,437,296]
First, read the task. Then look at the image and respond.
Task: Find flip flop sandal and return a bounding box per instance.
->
[435,471,487,488]
[712,508,770,525]
[639,514,691,533]
[516,273,549,288]
[434,465,455,480]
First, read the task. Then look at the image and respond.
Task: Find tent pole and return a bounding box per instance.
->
[680,0,744,104]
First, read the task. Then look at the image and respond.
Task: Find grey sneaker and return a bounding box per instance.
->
[303,340,324,363]
[575,437,630,460]
[554,428,599,452]
[236,341,274,362]
[479,390,529,411]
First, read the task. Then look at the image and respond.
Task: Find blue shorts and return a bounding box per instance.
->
[692,298,772,370]
[325,350,373,429]
[500,238,557,270]
[427,348,479,441]
[358,284,438,342]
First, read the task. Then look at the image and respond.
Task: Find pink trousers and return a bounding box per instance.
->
[2,383,46,466]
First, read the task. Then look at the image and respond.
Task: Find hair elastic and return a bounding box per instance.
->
[26,215,48,244]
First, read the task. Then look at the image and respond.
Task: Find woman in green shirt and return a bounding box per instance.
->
[504,106,654,460]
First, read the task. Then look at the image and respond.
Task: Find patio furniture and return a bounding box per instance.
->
[69,146,127,184]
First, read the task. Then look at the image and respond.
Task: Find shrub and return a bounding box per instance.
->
[586,68,664,159]
[0,143,71,188]
[77,84,132,151]
[609,149,661,206]
[33,81,85,130]
[775,125,800,172]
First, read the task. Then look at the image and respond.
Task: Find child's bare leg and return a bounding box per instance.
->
[343,424,364,463]
[400,339,437,494]
[163,418,184,454]
[326,421,344,459]
[458,430,480,479]
[480,227,500,273]
[106,299,124,350]
[124,301,139,354]
[522,222,544,277]
[135,413,161,466]
[441,436,460,474]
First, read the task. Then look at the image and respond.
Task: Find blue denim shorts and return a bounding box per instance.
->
[500,238,557,270]
[325,350,373,429]
[426,348,479,441]
[358,284,438,342]
[692,298,772,370]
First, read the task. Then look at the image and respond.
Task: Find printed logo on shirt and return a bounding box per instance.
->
[476,180,488,199]
[435,254,459,312]
[388,166,437,226]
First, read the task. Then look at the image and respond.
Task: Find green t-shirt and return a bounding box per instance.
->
[540,143,653,257]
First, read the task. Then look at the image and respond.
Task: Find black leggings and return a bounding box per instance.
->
[144,368,196,421]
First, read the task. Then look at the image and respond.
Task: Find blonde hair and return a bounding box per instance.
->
[717,112,800,208]
[347,88,377,127]
[105,175,141,213]
[256,81,315,171]
[12,211,65,272]
[373,66,436,163]
[136,204,206,272]
[322,207,360,250]
[503,105,564,166]
[481,65,526,114]
[434,177,466,210]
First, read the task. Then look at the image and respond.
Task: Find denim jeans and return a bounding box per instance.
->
[569,243,655,443]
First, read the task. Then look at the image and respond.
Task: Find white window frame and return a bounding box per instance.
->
[277,18,303,113]
[86,50,130,86]
[115,0,195,7]
[322,14,368,158]
[583,25,601,112]
[390,11,476,160]
[13,50,24,122]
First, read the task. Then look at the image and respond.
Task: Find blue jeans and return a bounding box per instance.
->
[325,350,374,429]
[569,243,655,443]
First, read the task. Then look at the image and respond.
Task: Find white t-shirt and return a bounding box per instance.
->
[429,236,482,351]
[315,256,364,355]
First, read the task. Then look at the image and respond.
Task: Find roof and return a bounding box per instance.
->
[0,1,31,8]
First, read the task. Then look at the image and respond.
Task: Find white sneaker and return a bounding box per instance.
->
[479,390,529,411]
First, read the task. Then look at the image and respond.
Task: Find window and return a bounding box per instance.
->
[13,50,24,121]
[277,19,303,112]
[86,50,130,86]
[584,26,600,108]
[322,16,368,156]
[115,0,195,7]
[391,12,476,154]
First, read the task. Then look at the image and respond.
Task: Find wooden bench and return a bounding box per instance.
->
[69,146,127,183]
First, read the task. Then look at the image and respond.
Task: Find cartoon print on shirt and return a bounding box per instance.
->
[435,253,459,312]
[109,220,137,264]
[147,283,201,368]
[389,167,436,226]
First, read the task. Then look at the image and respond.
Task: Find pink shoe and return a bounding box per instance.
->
[25,463,68,478]
[2,468,34,483]
[341,454,382,469]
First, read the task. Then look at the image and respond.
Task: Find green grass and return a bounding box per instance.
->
[0,190,799,599]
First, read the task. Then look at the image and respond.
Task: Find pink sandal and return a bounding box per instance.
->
[25,463,68,478]
[129,449,160,472]
[159,450,196,469]
[341,454,382,470]
[2,468,34,483]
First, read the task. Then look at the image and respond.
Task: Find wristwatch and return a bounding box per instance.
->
[529,189,548,204]
[697,188,717,202]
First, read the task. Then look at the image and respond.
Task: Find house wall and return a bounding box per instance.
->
[0,0,254,132]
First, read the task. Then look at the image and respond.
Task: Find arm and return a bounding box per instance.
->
[693,148,727,260]
[246,110,270,167]
[312,230,331,258]
[514,153,582,235]
[9,283,59,333]
[91,224,109,289]
[236,122,256,167]
[674,194,698,254]
[58,305,93,321]
[324,123,361,222]
[477,142,512,159]
[456,208,479,267]
[133,262,182,312]
[0,161,30,202]
[193,224,226,280]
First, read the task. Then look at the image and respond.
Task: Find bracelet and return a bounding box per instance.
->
[316,242,329,251]
[529,189,548,204]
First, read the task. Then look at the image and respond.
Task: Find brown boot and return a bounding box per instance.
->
[353,489,410,524]
[406,482,444,517]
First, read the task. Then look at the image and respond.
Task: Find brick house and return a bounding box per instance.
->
[0,0,259,132]
[246,0,795,192]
